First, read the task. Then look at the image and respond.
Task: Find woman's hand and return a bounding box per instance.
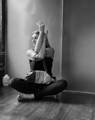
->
[39,23,45,33]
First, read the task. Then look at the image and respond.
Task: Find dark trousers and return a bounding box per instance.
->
[9,57,68,98]
[9,78,68,98]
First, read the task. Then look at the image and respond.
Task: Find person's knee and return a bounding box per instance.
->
[58,79,68,89]
[10,78,23,88]
[62,80,68,89]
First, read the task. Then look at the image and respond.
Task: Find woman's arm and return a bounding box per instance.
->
[34,31,44,54]
[26,24,46,60]
[34,24,45,54]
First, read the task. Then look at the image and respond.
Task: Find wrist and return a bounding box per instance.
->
[34,51,38,55]
[39,31,44,34]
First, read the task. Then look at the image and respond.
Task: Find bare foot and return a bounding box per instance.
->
[2,74,11,86]
[17,93,35,102]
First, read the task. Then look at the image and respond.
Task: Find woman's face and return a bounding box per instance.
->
[32,33,39,44]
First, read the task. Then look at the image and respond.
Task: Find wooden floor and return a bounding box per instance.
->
[0,87,95,120]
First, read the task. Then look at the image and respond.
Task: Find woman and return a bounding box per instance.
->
[2,23,68,102]
[26,23,54,76]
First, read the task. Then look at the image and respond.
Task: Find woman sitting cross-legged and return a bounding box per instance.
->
[2,71,68,102]
[2,23,68,102]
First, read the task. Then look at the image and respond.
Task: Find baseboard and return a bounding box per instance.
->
[63,89,95,96]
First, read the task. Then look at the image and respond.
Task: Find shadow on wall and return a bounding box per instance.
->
[63,0,95,92]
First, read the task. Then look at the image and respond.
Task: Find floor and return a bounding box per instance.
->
[0,87,95,120]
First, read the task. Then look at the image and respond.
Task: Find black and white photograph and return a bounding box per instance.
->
[1,0,95,120]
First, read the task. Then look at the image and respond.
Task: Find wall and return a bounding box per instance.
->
[7,0,62,78]
[0,0,1,47]
[63,0,95,92]
[7,0,30,78]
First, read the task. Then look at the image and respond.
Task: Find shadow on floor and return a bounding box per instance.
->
[57,90,95,105]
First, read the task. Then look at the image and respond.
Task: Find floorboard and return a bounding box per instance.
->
[0,87,95,120]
